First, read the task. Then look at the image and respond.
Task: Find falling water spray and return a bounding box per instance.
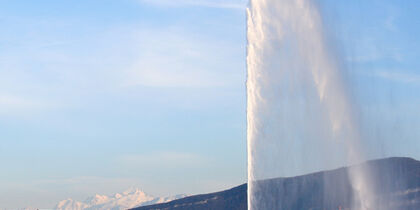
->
[247,0,375,209]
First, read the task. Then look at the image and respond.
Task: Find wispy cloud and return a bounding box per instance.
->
[384,15,397,32]
[346,45,403,63]
[121,27,242,88]
[138,0,247,9]
[376,71,420,85]
[118,151,206,168]
[0,17,244,119]
[0,93,52,116]
[32,176,145,191]
[124,63,229,88]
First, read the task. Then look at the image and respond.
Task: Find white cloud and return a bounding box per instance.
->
[384,15,397,31]
[124,64,228,88]
[118,151,206,168]
[346,44,403,63]
[0,19,244,119]
[33,176,139,188]
[376,71,420,85]
[0,94,33,108]
[120,27,242,88]
[139,0,247,9]
[0,93,51,116]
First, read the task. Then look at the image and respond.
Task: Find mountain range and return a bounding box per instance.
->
[54,188,186,210]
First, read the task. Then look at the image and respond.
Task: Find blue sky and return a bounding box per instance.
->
[0,0,247,208]
[0,0,419,209]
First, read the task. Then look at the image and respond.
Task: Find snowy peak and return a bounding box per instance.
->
[55,198,88,210]
[54,188,186,210]
[84,194,109,205]
[122,187,145,195]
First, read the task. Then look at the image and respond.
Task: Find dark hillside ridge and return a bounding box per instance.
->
[132,184,246,210]
[131,157,420,210]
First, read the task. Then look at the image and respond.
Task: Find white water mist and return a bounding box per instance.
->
[247,0,375,209]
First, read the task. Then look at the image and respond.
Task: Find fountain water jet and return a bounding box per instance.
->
[247,0,376,209]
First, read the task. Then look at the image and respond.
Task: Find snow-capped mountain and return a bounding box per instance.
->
[54,188,186,210]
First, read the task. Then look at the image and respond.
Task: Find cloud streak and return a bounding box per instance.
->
[121,27,242,88]
[139,0,247,9]
[118,151,206,168]
[376,71,420,85]
[0,93,52,116]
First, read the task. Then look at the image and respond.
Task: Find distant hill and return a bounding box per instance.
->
[131,157,420,210]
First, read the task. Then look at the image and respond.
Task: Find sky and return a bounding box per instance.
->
[0,0,419,209]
